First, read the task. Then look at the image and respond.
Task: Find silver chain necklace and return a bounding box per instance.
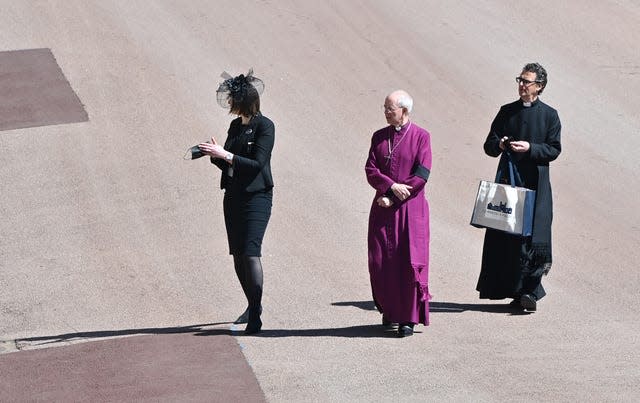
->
[385,122,411,163]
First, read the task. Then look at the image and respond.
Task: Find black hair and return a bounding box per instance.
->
[522,62,548,94]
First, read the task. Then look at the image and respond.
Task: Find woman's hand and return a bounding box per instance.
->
[198,137,228,159]
[377,196,394,208]
[391,183,413,201]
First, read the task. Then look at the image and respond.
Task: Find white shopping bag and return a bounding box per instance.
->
[470,180,535,236]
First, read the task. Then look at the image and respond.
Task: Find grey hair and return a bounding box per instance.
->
[388,90,413,113]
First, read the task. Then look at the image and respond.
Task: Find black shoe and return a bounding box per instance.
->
[244,317,262,335]
[244,307,262,335]
[520,294,537,312]
[382,316,396,328]
[508,299,524,310]
[397,324,414,337]
[235,305,262,324]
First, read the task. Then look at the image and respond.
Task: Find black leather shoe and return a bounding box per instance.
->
[508,299,524,310]
[235,305,263,324]
[397,324,414,337]
[382,316,396,328]
[520,294,537,312]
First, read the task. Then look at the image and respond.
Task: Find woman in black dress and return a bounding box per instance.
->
[198,70,274,334]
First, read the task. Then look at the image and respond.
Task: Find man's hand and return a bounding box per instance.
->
[390,183,413,201]
[377,196,394,208]
[509,140,530,153]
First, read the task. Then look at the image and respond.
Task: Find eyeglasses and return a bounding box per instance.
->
[382,105,401,113]
[515,77,541,86]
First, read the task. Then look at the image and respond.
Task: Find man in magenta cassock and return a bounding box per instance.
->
[365,90,432,337]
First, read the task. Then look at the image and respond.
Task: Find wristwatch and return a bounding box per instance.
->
[224,152,233,162]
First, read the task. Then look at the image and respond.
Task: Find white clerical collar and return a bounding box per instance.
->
[523,101,532,107]
[394,121,411,131]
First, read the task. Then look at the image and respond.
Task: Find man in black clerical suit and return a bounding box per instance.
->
[476,63,562,312]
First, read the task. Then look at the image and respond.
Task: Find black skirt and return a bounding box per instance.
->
[223,189,272,257]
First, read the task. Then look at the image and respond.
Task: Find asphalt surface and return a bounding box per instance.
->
[1,1,639,402]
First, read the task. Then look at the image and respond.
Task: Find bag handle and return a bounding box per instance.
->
[495,151,524,187]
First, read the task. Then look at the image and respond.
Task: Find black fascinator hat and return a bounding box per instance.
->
[216,69,265,109]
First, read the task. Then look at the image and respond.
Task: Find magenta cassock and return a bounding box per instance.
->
[365,122,432,326]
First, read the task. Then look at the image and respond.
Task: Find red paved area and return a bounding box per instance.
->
[0,48,88,131]
[0,333,265,402]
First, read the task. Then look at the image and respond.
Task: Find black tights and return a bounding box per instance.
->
[233,255,263,313]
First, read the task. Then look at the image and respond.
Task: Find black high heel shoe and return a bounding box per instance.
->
[234,305,263,324]
[244,308,262,335]
[244,318,262,335]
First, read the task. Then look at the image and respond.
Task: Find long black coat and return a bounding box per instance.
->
[476,98,561,299]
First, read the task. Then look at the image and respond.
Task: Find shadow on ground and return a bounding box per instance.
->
[198,324,409,339]
[12,322,233,348]
[11,300,528,346]
[430,301,532,315]
[332,300,531,315]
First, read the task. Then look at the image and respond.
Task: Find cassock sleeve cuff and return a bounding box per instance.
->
[384,188,394,198]
[412,164,431,181]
